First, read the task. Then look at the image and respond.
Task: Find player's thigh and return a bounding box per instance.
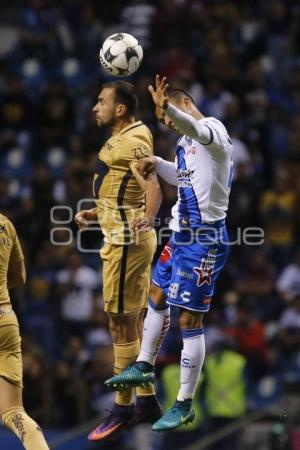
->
[100,242,128,313]
[123,233,157,313]
[0,324,23,412]
[101,233,156,314]
[152,240,173,299]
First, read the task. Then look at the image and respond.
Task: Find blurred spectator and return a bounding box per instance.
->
[204,337,247,450]
[278,294,300,357]
[23,353,52,426]
[259,168,297,266]
[237,250,274,299]
[56,248,100,340]
[38,81,75,145]
[121,0,156,50]
[225,304,270,379]
[276,251,300,302]
[23,248,56,352]
[0,77,34,131]
[19,0,59,61]
[53,359,88,426]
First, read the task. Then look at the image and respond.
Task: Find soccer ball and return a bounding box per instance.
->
[99,33,143,77]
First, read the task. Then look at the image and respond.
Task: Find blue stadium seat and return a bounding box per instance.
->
[20,58,48,91]
[46,146,66,178]
[58,58,87,88]
[1,147,32,179]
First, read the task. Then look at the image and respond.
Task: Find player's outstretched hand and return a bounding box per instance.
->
[148,75,169,110]
[75,208,97,229]
[137,156,157,178]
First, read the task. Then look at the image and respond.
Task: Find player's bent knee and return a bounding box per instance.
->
[108,312,140,343]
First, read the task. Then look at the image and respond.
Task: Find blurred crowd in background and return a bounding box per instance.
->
[0,0,300,448]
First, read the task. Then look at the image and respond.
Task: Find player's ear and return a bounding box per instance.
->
[116,104,126,117]
[184,97,190,108]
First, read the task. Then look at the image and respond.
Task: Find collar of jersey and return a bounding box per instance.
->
[119,120,143,135]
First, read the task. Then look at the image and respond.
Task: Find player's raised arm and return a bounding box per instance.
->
[163,103,214,145]
[149,75,222,147]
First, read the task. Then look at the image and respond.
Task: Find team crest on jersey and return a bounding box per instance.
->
[186,147,197,155]
[193,249,217,287]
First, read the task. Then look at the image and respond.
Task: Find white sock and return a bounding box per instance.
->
[137,299,170,366]
[177,328,205,401]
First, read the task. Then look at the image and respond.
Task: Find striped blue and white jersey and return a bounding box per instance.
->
[156,105,233,231]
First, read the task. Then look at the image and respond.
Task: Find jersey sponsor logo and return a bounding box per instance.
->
[177,168,194,187]
[193,249,217,287]
[176,269,193,280]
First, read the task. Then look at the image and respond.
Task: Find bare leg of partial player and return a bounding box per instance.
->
[0,377,49,449]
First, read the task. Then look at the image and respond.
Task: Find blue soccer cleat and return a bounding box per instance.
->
[104,363,155,390]
[152,399,195,431]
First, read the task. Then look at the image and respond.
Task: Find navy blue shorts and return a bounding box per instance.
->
[152,226,229,312]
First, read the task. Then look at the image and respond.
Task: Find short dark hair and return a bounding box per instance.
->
[169,88,195,105]
[102,81,138,116]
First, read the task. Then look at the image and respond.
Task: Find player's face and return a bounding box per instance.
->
[93,88,117,127]
[155,105,180,133]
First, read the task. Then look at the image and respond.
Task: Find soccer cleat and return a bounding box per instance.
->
[134,395,163,425]
[152,400,195,432]
[88,404,135,441]
[104,363,155,390]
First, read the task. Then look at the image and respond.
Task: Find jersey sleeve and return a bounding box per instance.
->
[165,103,229,150]
[9,223,24,263]
[155,157,178,186]
[120,134,154,173]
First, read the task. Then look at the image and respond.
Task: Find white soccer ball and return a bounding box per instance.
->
[99,33,143,77]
